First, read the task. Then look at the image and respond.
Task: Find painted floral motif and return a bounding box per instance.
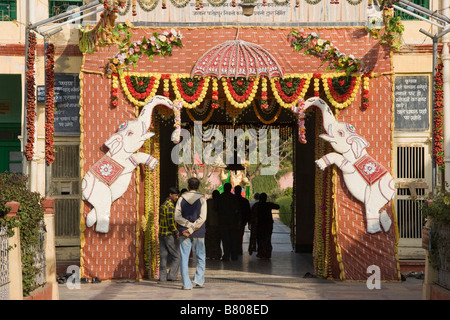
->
[100,163,113,176]
[363,162,377,175]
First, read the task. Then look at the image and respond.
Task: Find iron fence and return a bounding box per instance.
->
[31,220,46,288]
[0,226,9,300]
[436,225,450,291]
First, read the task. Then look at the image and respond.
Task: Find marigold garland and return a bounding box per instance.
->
[211,77,219,109]
[143,115,161,279]
[313,73,321,96]
[222,77,259,108]
[260,77,269,109]
[433,64,444,170]
[322,73,360,109]
[119,72,161,106]
[112,72,372,113]
[176,76,206,102]
[162,73,170,97]
[271,74,312,108]
[152,119,161,278]
[362,72,371,109]
[45,43,56,165]
[25,31,37,161]
[111,73,119,107]
[171,74,209,108]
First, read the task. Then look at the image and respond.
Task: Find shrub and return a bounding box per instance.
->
[275,195,292,227]
[0,172,44,296]
[422,185,450,225]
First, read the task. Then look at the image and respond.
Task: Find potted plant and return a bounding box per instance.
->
[239,0,258,16]
[421,185,450,290]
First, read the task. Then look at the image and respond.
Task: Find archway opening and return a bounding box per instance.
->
[157,97,319,280]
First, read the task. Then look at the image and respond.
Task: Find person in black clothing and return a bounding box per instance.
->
[234,185,250,256]
[249,192,279,259]
[217,182,239,261]
[205,189,222,260]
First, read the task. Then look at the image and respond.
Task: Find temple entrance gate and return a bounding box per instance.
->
[79,26,400,282]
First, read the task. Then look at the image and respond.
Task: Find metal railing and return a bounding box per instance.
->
[0,226,9,300]
[436,225,450,290]
[31,221,46,289]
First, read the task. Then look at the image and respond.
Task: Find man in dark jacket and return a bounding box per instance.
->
[217,182,239,261]
[234,185,250,255]
[175,177,207,290]
[158,187,180,282]
[206,189,222,260]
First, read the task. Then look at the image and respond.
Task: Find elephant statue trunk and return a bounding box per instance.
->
[302,97,336,136]
[81,95,180,233]
[302,97,395,234]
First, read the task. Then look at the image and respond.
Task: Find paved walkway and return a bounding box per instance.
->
[58,219,424,300]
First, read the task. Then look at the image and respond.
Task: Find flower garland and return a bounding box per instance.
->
[252,100,282,125]
[186,100,215,124]
[113,72,372,113]
[143,113,161,279]
[362,72,372,109]
[111,73,119,107]
[211,77,219,109]
[172,100,182,143]
[152,119,161,279]
[171,74,209,108]
[177,77,205,102]
[162,73,170,97]
[313,114,326,277]
[25,31,37,161]
[288,29,364,75]
[119,72,161,106]
[270,74,312,108]
[433,64,444,170]
[45,43,56,165]
[105,21,183,77]
[260,77,269,109]
[222,77,259,108]
[322,73,360,109]
[313,73,321,96]
[293,98,307,143]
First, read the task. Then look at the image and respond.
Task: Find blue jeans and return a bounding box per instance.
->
[179,236,206,289]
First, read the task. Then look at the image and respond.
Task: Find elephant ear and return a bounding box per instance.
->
[104,133,123,156]
[347,134,369,159]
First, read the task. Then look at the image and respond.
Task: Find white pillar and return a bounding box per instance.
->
[43,198,59,300]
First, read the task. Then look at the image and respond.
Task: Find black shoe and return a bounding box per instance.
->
[91,277,101,283]
[167,278,180,281]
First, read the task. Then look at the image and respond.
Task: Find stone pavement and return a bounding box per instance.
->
[58,218,424,301]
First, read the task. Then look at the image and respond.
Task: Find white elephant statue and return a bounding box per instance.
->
[82,95,178,233]
[302,97,395,234]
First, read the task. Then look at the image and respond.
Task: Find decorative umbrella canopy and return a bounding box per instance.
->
[191,40,284,79]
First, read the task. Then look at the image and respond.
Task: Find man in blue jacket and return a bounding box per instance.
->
[175,177,207,290]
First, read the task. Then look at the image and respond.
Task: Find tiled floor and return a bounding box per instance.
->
[58,219,424,300]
